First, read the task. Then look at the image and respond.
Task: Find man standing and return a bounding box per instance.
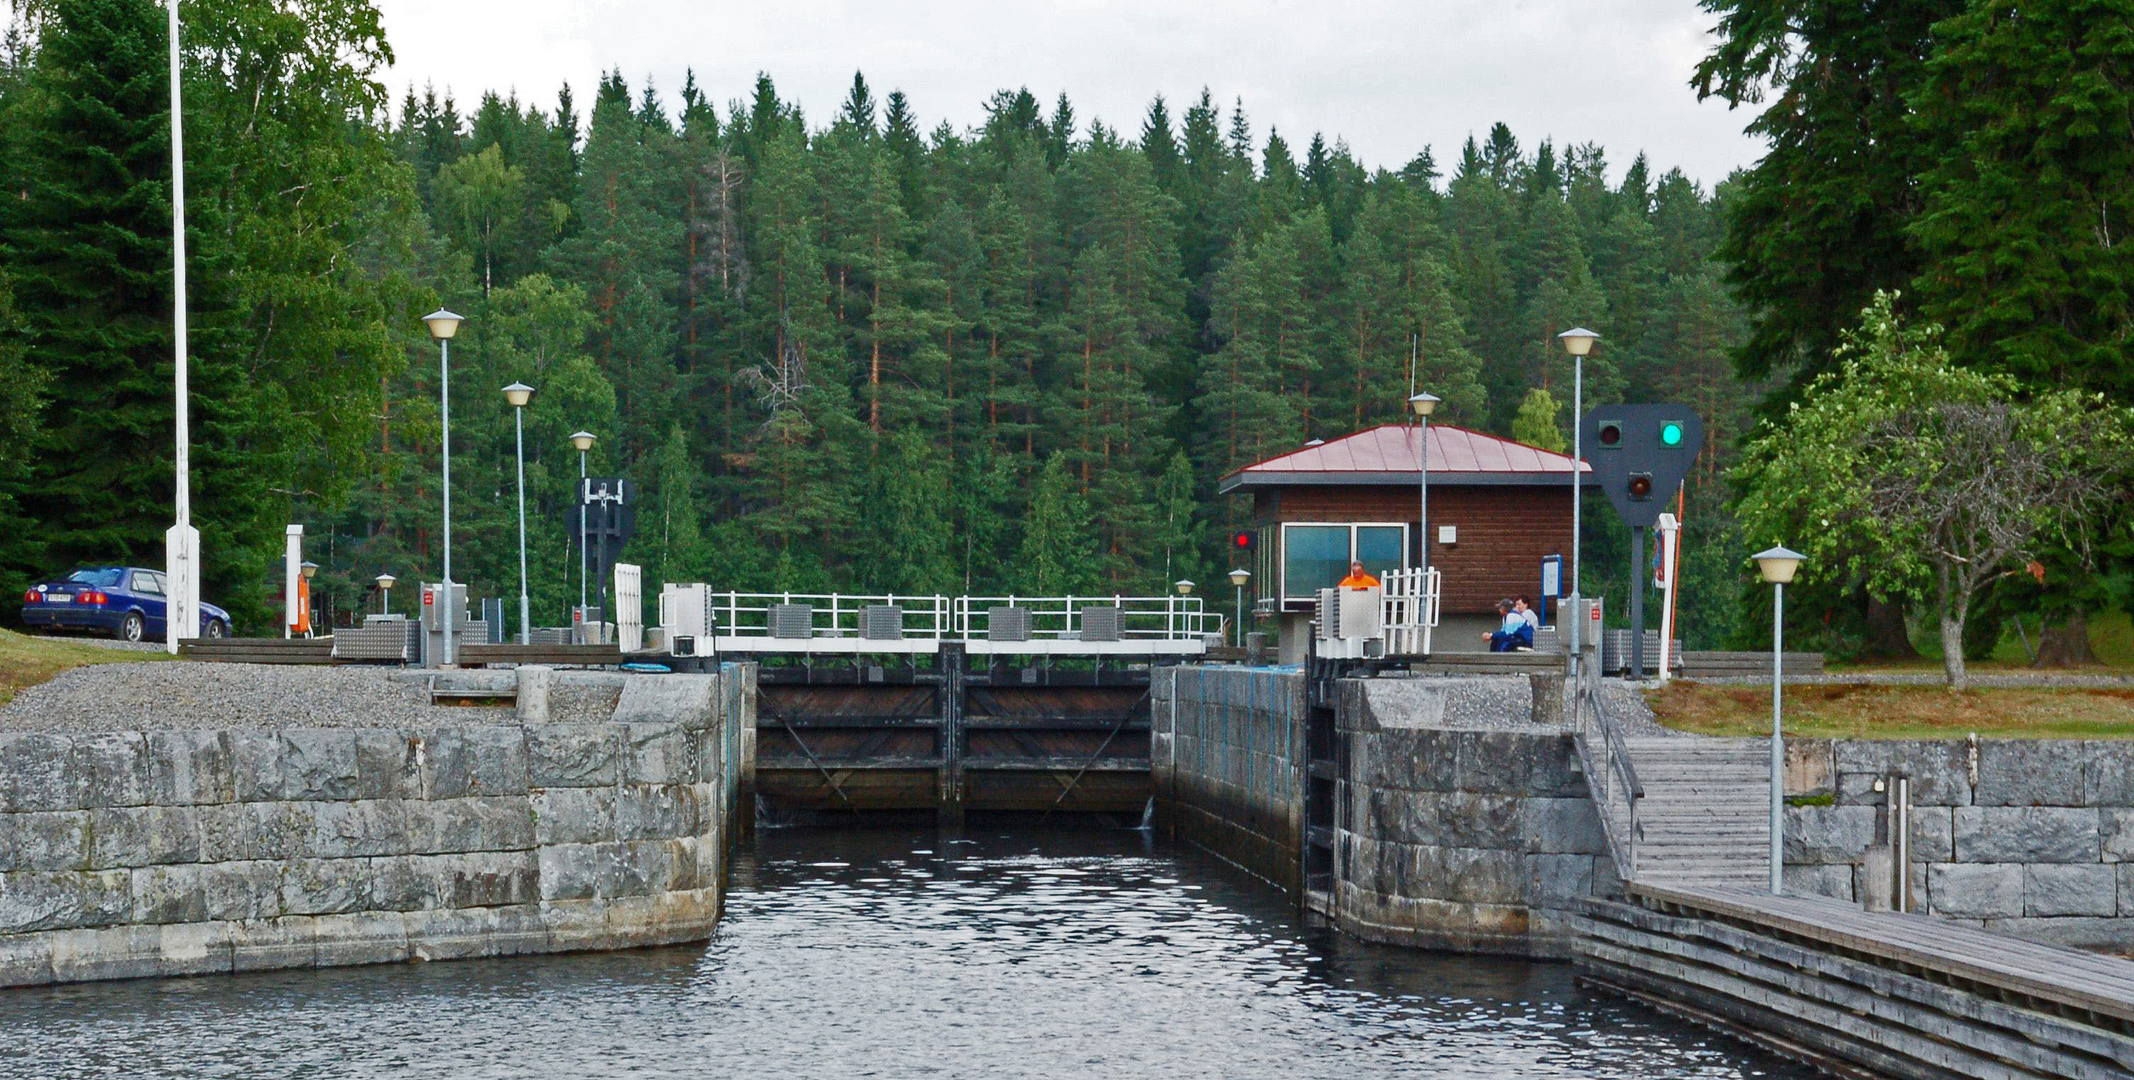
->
[1339,561,1379,589]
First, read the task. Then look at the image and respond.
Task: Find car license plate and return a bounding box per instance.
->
[45,595,69,603]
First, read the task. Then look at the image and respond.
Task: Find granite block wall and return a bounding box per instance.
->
[1151,667,1307,898]
[0,666,754,987]
[1781,737,2134,949]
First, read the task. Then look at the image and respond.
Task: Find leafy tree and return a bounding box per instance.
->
[1511,388,1566,453]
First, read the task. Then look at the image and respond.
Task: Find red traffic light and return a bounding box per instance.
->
[1231,530,1255,550]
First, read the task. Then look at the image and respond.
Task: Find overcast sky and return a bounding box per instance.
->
[369,0,1764,188]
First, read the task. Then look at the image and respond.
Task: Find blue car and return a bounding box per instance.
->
[19,566,232,642]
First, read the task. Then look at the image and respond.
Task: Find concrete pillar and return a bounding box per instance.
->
[516,665,553,724]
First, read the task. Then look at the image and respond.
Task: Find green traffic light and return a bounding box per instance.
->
[1661,421,1684,447]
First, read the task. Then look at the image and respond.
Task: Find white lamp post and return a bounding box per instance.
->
[570,430,596,630]
[1408,392,1440,577]
[1754,545,1805,895]
[163,0,198,656]
[1173,579,1193,641]
[1229,568,1251,649]
[376,573,396,616]
[503,382,534,645]
[1558,329,1598,598]
[299,561,318,638]
[424,308,464,665]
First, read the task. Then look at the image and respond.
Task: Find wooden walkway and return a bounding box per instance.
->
[1574,881,2134,1079]
[1624,738,1770,888]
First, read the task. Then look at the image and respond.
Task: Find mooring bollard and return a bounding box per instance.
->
[517,664,553,724]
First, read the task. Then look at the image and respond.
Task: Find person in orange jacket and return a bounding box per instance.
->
[1338,561,1379,589]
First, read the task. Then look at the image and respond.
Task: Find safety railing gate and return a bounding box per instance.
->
[1380,567,1441,657]
[614,563,644,653]
[1569,630,1642,879]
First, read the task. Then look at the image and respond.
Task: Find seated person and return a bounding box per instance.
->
[1485,599,1535,652]
[1338,560,1379,589]
[1514,595,1541,634]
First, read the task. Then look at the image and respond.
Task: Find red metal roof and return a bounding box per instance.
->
[1219,423,1590,492]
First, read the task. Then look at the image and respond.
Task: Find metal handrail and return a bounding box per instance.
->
[1571,645,1643,879]
[954,595,1221,641]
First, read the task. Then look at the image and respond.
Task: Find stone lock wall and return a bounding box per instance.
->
[0,666,754,987]
[1782,737,2134,949]
[1151,667,1307,898]
[1332,677,1615,958]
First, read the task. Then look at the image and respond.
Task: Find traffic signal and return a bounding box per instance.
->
[1230,529,1255,553]
[1578,406,1704,527]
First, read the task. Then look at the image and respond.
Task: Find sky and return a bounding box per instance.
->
[368,0,1766,188]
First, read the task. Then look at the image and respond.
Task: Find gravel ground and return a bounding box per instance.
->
[1596,681,1687,738]
[0,663,620,733]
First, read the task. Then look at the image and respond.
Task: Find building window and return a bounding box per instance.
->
[1280,522,1410,601]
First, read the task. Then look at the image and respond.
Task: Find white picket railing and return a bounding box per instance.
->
[1381,567,1441,657]
[698,592,956,641]
[954,595,1222,642]
[614,563,644,652]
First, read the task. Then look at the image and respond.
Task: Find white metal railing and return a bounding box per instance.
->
[614,563,644,652]
[698,592,955,640]
[1381,567,1441,656]
[954,595,1222,642]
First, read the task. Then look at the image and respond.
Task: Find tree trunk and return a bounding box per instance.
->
[1938,565,1968,691]
[2034,609,2098,667]
[1864,595,1920,659]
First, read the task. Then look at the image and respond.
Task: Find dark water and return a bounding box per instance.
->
[3,828,1813,1079]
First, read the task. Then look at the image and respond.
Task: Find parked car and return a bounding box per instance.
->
[19,566,232,642]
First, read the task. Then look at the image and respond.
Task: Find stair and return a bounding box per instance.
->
[1622,737,1770,887]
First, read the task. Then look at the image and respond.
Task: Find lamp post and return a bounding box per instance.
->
[424,309,464,665]
[1408,392,1440,577]
[1754,545,1804,895]
[1174,579,1193,642]
[1558,329,1598,598]
[163,0,198,656]
[1229,568,1251,648]
[376,573,395,616]
[299,561,318,638]
[503,383,534,645]
[570,430,596,632]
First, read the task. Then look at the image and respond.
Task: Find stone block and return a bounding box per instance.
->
[613,674,716,730]
[633,888,720,945]
[308,799,409,859]
[1782,863,1854,902]
[2087,744,2134,805]
[231,915,316,972]
[0,928,54,987]
[423,727,528,799]
[2025,863,2116,917]
[201,861,281,922]
[0,871,89,932]
[516,666,554,725]
[229,732,287,802]
[531,787,616,846]
[86,806,198,869]
[1375,729,1457,793]
[1525,853,1595,907]
[311,911,408,967]
[1441,791,1523,850]
[539,897,616,952]
[414,795,534,854]
[1929,862,2024,919]
[1527,736,1587,798]
[155,920,234,977]
[147,731,234,805]
[278,730,360,801]
[426,850,539,908]
[1911,806,1954,862]
[536,842,605,901]
[1454,731,1536,796]
[615,785,688,841]
[367,855,432,911]
[526,724,619,787]
[46,924,165,983]
[1785,739,1835,799]
[1833,740,1970,806]
[1974,740,2087,806]
[281,858,371,915]
[1441,847,1524,905]
[195,803,247,863]
[1953,806,2099,863]
[70,733,148,809]
[623,724,690,785]
[0,734,78,812]
[1785,804,1876,864]
[2117,864,2134,916]
[1522,797,1606,856]
[0,811,87,871]
[353,731,420,800]
[1979,916,2134,951]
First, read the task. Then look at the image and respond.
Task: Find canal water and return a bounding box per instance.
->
[5,828,1812,1079]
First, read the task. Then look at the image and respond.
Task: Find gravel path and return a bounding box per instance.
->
[1597,681,1689,738]
[0,663,618,733]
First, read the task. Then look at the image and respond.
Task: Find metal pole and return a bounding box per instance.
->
[1629,525,1646,679]
[579,450,588,622]
[1771,579,1784,895]
[1418,414,1429,577]
[1572,353,1582,597]
[514,405,529,645]
[440,336,453,666]
[1235,584,1244,649]
[164,0,191,656]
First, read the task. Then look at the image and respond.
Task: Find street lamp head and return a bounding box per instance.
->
[501,382,534,408]
[422,309,464,341]
[1558,327,1599,357]
[1753,545,1805,585]
[1407,391,1441,418]
[569,430,596,453]
[299,560,318,580]
[375,573,396,590]
[1174,579,1195,596]
[1229,568,1251,588]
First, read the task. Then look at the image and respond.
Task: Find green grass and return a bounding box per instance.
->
[1646,680,2134,740]
[0,628,170,707]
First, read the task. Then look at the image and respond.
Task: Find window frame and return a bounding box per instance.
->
[1277,521,1411,604]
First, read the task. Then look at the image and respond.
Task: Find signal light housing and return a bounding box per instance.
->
[1597,420,1623,448]
[1231,530,1255,551]
[1627,473,1654,500]
[1660,420,1685,448]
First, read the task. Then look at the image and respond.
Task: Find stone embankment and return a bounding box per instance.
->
[0,663,754,986]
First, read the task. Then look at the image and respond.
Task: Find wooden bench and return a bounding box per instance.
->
[179,637,340,665]
[1679,650,1825,678]
[1414,651,1567,675]
[455,643,625,667]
